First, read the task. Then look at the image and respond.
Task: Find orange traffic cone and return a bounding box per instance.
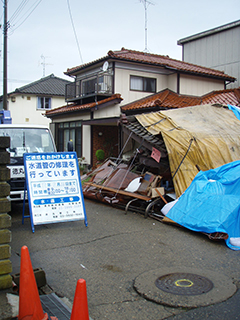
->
[70,279,90,320]
[18,245,48,320]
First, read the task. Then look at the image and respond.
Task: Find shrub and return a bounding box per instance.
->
[96,149,105,162]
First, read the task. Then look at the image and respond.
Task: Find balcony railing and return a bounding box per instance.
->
[65,73,113,102]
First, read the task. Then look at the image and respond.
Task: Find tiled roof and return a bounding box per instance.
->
[201,88,240,106]
[65,48,236,82]
[121,88,240,114]
[45,94,123,117]
[11,74,72,96]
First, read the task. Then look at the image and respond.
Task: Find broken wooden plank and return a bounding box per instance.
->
[84,182,152,201]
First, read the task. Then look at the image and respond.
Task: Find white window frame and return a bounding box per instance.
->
[37,97,52,110]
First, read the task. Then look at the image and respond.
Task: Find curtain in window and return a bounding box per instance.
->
[130,76,143,90]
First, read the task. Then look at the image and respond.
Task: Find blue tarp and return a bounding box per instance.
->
[166,160,240,250]
[228,104,240,120]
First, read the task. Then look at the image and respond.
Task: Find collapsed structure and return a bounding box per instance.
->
[81,104,240,222]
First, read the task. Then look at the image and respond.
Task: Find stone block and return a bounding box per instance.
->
[0,259,12,275]
[12,268,47,289]
[0,244,11,260]
[0,274,12,290]
[0,136,10,149]
[0,151,10,165]
[0,182,10,198]
[0,199,11,214]
[0,213,11,229]
[0,229,11,244]
[0,166,10,181]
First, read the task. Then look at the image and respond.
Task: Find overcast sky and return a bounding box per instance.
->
[1,0,240,92]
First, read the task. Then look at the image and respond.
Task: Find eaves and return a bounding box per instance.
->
[178,19,240,45]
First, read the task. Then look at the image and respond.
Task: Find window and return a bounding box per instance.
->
[57,122,82,158]
[130,76,156,93]
[37,97,51,109]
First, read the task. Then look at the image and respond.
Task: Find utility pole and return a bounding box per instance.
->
[3,0,8,110]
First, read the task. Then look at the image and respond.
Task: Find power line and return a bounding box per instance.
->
[9,0,29,24]
[67,0,83,64]
[8,0,42,33]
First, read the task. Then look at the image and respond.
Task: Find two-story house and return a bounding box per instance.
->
[3,74,72,126]
[45,48,235,166]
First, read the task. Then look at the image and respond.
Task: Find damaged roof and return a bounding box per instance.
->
[121,114,167,157]
[135,105,240,197]
[121,87,240,114]
[65,48,236,82]
[45,94,123,117]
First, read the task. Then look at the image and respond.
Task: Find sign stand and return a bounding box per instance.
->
[22,152,88,233]
[22,181,34,230]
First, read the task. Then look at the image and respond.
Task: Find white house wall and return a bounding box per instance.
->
[94,103,120,118]
[167,74,178,92]
[179,74,224,96]
[113,63,224,102]
[9,95,65,126]
[114,64,168,105]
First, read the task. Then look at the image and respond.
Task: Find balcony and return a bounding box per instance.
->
[65,73,113,103]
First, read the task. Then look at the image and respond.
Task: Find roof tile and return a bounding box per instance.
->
[12,74,72,96]
[65,48,236,81]
[45,94,122,117]
[121,88,240,113]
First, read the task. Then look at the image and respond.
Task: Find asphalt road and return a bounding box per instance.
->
[9,199,240,320]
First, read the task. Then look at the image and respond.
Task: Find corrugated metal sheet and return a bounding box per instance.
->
[136,104,240,197]
[179,23,240,88]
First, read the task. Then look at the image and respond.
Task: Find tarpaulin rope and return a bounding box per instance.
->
[116,131,133,162]
[172,137,194,180]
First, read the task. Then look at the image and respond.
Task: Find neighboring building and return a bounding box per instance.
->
[3,74,72,126]
[46,48,236,166]
[178,20,240,89]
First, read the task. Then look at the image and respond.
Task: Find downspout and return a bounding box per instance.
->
[90,110,94,166]
[177,73,180,94]
[225,80,232,89]
[112,61,115,94]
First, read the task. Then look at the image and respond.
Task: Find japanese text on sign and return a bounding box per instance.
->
[24,152,87,230]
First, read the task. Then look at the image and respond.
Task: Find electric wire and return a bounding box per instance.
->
[67,0,83,64]
[8,0,42,31]
[9,0,29,24]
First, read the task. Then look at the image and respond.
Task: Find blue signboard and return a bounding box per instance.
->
[23,152,87,232]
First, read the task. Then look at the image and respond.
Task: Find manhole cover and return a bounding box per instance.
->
[155,272,213,295]
[134,267,236,307]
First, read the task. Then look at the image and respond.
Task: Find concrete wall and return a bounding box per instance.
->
[0,137,12,290]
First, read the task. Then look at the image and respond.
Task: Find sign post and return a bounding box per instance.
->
[23,152,87,232]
